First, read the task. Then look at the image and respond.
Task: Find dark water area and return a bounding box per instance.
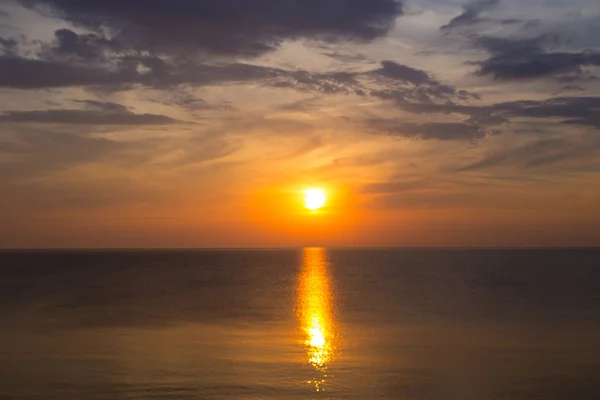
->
[1,248,599,399]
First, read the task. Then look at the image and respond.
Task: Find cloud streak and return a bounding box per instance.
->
[367,120,491,141]
[440,0,500,31]
[458,137,600,171]
[396,96,600,131]
[0,101,177,125]
[0,55,136,89]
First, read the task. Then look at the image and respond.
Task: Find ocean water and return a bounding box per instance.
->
[1,248,599,400]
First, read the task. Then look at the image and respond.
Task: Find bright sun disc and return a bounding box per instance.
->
[304,189,326,211]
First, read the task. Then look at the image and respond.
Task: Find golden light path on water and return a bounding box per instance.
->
[298,247,337,392]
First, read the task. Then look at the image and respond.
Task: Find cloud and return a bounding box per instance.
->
[39,29,119,61]
[173,60,472,101]
[19,0,403,57]
[0,101,177,125]
[1,39,479,113]
[553,85,586,95]
[397,96,600,131]
[369,61,480,104]
[164,93,234,112]
[473,35,600,82]
[440,0,500,31]
[376,61,432,84]
[0,3,406,94]
[459,139,566,171]
[364,93,600,157]
[154,132,241,167]
[371,86,476,105]
[271,69,364,95]
[277,97,321,112]
[0,124,237,185]
[0,127,124,177]
[0,55,137,89]
[562,115,600,128]
[475,35,548,55]
[322,51,368,63]
[73,100,130,113]
[362,179,429,193]
[0,37,18,56]
[0,52,284,90]
[499,97,600,128]
[368,120,491,141]
[458,137,600,171]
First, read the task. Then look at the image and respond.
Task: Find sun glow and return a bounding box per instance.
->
[304,188,326,211]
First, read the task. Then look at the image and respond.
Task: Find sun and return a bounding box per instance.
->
[304,188,327,211]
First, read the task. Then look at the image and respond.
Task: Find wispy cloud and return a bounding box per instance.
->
[0,102,177,125]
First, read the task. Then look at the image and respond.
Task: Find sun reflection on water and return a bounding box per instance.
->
[298,247,337,392]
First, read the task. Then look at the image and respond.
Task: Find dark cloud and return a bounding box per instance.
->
[475,35,549,56]
[368,119,490,141]
[440,0,500,31]
[172,96,214,112]
[439,1,539,33]
[134,60,283,88]
[465,113,508,127]
[376,61,431,84]
[272,69,361,95]
[40,29,119,61]
[396,96,600,131]
[0,102,176,125]
[0,52,286,90]
[0,3,407,91]
[167,94,234,112]
[473,35,600,81]
[1,42,478,113]
[20,0,402,57]
[0,55,137,89]
[170,61,466,100]
[371,86,477,105]
[322,51,368,63]
[500,18,521,26]
[561,115,600,129]
[0,37,18,56]
[74,100,130,113]
[553,85,585,95]
[499,97,600,128]
[522,19,543,30]
[556,74,597,83]
[479,51,600,82]
[369,61,480,104]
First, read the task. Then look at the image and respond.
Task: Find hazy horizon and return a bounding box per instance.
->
[2,246,599,251]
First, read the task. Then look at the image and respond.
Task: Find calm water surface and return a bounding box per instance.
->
[1,248,600,399]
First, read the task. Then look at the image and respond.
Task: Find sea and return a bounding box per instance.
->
[1,248,599,400]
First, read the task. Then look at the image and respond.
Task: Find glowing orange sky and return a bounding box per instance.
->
[1,0,600,247]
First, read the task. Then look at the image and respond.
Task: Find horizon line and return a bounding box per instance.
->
[1,246,599,252]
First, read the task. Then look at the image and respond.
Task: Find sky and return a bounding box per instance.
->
[0,0,599,248]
